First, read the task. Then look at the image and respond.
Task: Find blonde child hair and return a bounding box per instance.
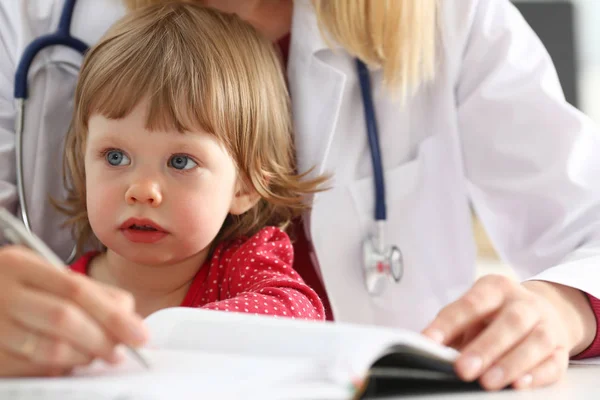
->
[123,0,438,98]
[57,3,326,255]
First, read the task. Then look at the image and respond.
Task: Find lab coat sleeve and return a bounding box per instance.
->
[0,12,17,229]
[456,0,600,299]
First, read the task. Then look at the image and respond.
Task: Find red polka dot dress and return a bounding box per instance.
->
[70,227,325,321]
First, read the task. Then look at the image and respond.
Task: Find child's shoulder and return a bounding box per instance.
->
[225,226,291,252]
[244,226,290,245]
[215,226,293,265]
[69,251,101,275]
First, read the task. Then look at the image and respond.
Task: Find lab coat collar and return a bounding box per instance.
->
[291,0,383,73]
[287,1,346,177]
[289,0,387,175]
[291,0,343,57]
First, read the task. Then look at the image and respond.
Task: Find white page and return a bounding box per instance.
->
[570,358,600,365]
[0,348,335,400]
[145,308,459,382]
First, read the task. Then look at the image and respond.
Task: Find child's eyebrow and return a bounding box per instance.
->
[88,131,129,148]
[168,130,221,149]
[168,141,206,153]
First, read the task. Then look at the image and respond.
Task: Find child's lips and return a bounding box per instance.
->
[121,228,168,244]
[119,217,169,244]
[119,217,167,232]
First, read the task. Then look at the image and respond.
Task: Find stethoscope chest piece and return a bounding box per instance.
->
[363,236,404,296]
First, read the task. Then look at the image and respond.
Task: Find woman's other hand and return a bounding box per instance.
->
[422,274,595,390]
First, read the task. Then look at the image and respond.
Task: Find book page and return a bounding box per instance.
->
[145,308,459,383]
[0,348,331,400]
[570,358,600,365]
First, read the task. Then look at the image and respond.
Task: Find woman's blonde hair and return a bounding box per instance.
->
[58,3,326,255]
[124,0,438,97]
[312,0,438,97]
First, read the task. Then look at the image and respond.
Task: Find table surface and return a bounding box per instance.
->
[391,365,600,400]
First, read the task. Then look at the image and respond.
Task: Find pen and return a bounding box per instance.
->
[0,207,150,369]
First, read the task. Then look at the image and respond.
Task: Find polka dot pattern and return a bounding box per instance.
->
[70,227,325,321]
[188,227,324,321]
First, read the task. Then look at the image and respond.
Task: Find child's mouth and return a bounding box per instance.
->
[120,218,168,243]
[130,225,158,231]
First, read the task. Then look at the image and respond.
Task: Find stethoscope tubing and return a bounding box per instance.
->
[14,0,87,262]
[356,59,387,223]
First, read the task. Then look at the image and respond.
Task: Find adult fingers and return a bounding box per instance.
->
[8,288,121,363]
[1,246,147,357]
[455,299,540,381]
[64,274,148,347]
[512,348,569,390]
[423,275,517,346]
[24,266,147,349]
[0,347,70,377]
[1,322,93,367]
[477,324,562,390]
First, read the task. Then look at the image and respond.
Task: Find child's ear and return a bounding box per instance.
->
[229,180,261,215]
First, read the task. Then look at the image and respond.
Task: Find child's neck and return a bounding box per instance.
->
[88,249,209,318]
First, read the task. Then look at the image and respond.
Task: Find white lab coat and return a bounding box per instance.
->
[0,0,126,259]
[2,0,600,333]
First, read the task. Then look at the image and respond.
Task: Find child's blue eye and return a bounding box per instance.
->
[106,150,130,166]
[169,154,197,170]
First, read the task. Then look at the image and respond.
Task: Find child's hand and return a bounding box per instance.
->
[422,275,593,391]
[0,245,148,377]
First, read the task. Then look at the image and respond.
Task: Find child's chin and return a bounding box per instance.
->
[116,247,178,266]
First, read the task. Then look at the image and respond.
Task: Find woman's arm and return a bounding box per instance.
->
[423,0,600,390]
[455,0,600,350]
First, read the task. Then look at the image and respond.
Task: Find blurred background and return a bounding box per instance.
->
[474,0,600,278]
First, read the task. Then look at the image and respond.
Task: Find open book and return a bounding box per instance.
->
[0,308,481,399]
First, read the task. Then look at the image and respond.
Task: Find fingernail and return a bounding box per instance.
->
[515,374,533,389]
[458,355,482,380]
[483,366,504,388]
[426,329,445,344]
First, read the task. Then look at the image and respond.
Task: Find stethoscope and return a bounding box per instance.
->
[356,59,404,295]
[14,0,87,263]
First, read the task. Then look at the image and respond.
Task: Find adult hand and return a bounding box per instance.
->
[0,245,149,377]
[422,274,595,391]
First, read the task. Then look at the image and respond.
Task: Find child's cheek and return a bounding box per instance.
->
[173,191,229,249]
[86,170,122,235]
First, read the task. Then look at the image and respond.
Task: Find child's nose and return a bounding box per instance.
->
[125,180,163,207]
